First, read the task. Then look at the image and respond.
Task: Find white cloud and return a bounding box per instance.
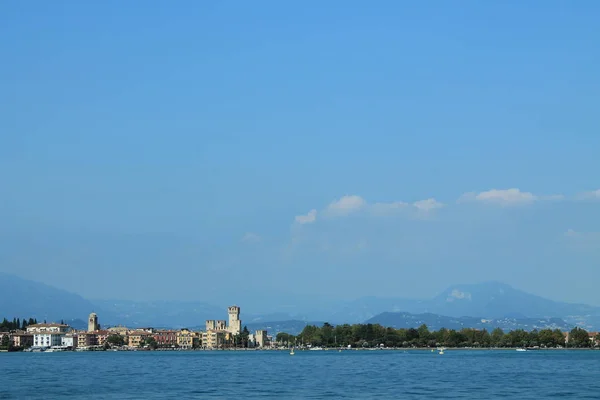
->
[575,189,600,201]
[295,209,317,224]
[459,188,537,206]
[413,198,444,212]
[241,232,262,243]
[370,201,409,216]
[325,195,367,216]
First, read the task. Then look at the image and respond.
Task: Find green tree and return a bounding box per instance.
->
[1,334,9,349]
[106,334,125,347]
[140,336,158,350]
[417,324,430,346]
[568,327,590,348]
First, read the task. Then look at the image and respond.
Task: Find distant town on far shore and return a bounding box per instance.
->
[1,304,599,353]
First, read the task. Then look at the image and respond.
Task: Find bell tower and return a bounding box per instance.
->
[88,312,99,332]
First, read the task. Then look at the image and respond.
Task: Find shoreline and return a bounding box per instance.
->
[11,346,599,353]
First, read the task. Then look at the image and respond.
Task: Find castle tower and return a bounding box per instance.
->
[228,306,241,335]
[88,312,99,332]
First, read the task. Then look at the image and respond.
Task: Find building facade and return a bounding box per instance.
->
[78,332,98,347]
[202,330,226,349]
[255,330,268,348]
[61,334,77,348]
[154,330,178,347]
[128,331,152,348]
[176,329,198,349]
[10,332,33,348]
[33,333,64,348]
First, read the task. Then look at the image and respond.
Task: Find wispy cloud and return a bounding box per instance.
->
[295,209,317,224]
[458,188,539,206]
[575,189,600,201]
[413,198,444,212]
[241,232,262,243]
[301,194,444,221]
[325,195,367,216]
[370,201,409,216]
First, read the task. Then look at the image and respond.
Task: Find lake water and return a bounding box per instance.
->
[1,350,599,399]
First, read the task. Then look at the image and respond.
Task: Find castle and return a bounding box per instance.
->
[203,305,242,348]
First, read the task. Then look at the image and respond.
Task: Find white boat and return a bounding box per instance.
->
[309,346,323,351]
[290,347,295,356]
[516,348,527,352]
[438,347,445,355]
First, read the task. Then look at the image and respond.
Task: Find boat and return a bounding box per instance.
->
[438,347,445,355]
[309,346,323,351]
[290,347,295,356]
[516,348,527,352]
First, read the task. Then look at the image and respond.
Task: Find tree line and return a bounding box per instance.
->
[276,323,599,349]
[0,318,39,331]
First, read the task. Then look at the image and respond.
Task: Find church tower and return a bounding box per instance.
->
[88,312,99,332]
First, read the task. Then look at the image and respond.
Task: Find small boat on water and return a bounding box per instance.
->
[438,347,445,355]
[516,348,527,352]
[290,347,295,356]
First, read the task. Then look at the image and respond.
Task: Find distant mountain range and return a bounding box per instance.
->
[1,273,600,331]
[328,282,600,328]
[0,272,99,323]
[366,312,572,332]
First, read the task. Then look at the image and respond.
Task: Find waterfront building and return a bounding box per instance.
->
[78,332,97,347]
[202,330,226,349]
[27,323,70,347]
[10,331,33,348]
[154,330,178,347]
[228,306,241,335]
[88,313,99,332]
[33,332,65,348]
[255,330,268,348]
[128,331,152,347]
[61,334,77,348]
[176,329,198,349]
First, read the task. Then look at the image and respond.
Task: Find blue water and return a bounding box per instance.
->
[1,350,599,399]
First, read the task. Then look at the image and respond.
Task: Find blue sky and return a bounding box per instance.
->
[1,1,599,309]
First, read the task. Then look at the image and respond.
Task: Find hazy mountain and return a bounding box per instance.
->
[325,296,427,324]
[427,282,599,319]
[3,274,600,330]
[366,311,572,332]
[326,282,600,323]
[0,273,101,322]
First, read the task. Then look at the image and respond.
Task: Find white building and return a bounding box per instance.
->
[28,324,71,348]
[61,335,76,348]
[33,332,64,348]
